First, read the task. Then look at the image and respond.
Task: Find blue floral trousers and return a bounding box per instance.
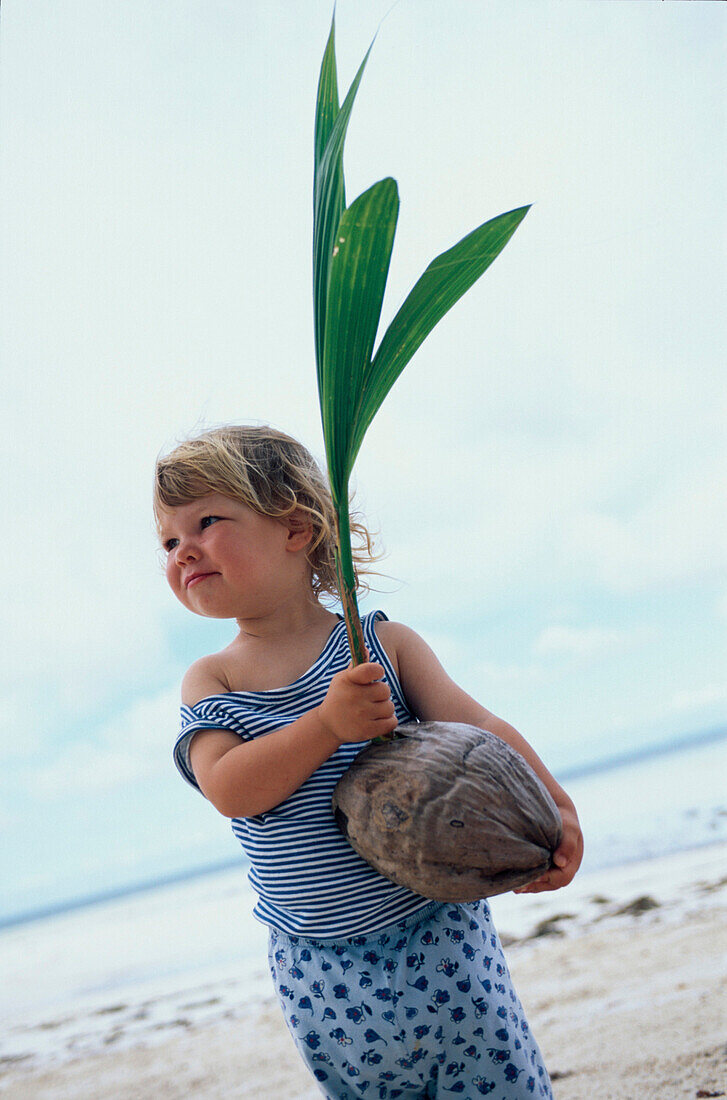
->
[268,899,553,1099]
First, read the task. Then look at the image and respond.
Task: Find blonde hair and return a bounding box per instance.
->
[154,424,378,603]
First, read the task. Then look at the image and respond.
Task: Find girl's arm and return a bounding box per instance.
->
[377,620,584,893]
[183,659,398,818]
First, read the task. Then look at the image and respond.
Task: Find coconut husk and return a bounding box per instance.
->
[332,721,563,901]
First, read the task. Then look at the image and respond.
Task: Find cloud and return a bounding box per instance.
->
[474,660,547,693]
[566,461,727,593]
[668,684,727,716]
[0,692,43,763]
[357,410,725,625]
[533,624,639,660]
[28,686,180,799]
[718,590,727,622]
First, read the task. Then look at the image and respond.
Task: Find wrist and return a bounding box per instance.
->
[312,704,344,751]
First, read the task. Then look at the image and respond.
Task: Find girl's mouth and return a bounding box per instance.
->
[186,572,218,589]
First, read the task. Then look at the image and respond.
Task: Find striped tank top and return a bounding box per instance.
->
[173,610,431,938]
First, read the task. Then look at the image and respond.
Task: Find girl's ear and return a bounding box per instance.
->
[284,510,314,551]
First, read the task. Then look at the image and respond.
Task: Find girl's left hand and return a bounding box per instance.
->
[514,801,584,894]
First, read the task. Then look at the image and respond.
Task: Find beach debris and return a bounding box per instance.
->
[179,997,221,1012]
[151,1017,191,1030]
[37,1017,71,1030]
[695,1090,725,1098]
[332,722,562,901]
[531,914,576,939]
[697,875,727,895]
[614,895,660,917]
[0,1053,32,1067]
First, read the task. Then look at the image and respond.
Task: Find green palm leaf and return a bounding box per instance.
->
[321,177,399,507]
[313,18,529,665]
[314,16,342,170]
[348,205,530,466]
[313,21,372,385]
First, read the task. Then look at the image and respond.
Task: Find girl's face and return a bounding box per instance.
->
[158,493,312,621]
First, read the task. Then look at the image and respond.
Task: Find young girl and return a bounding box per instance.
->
[156,424,583,1100]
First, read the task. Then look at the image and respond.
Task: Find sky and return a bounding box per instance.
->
[1,0,725,920]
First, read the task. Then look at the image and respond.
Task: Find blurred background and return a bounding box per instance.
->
[0,0,724,928]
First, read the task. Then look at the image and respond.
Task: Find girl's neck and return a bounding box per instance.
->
[223,600,342,693]
[234,596,337,643]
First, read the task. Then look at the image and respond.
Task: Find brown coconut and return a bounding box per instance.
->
[332,721,563,901]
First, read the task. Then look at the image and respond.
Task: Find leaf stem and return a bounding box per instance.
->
[334,506,367,665]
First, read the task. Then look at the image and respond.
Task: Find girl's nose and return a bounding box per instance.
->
[174,538,199,565]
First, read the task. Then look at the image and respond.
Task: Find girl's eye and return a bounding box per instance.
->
[161,515,221,553]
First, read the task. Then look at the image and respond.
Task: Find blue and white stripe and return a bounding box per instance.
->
[174,610,431,937]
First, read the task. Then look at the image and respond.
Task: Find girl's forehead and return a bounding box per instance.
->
[158,493,237,526]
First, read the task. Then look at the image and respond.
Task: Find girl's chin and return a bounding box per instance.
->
[188,596,254,621]
[179,591,234,618]
[186,599,239,619]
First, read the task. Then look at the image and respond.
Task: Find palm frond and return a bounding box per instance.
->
[321,177,399,506]
[313,17,529,664]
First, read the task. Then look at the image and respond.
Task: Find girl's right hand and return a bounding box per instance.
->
[317,662,399,744]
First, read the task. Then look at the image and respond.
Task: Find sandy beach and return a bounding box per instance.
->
[2,843,726,1099]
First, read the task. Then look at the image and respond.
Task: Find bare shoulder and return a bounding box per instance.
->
[373,619,434,658]
[181,654,230,706]
[374,619,491,726]
[372,619,438,682]
[371,618,409,672]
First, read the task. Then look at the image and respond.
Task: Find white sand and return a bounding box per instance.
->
[2,844,726,1099]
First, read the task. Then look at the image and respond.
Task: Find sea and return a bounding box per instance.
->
[1,729,725,1080]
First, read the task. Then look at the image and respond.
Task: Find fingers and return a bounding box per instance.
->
[321,659,399,743]
[355,686,397,736]
[363,690,396,721]
[369,681,393,703]
[378,715,400,737]
[514,849,580,894]
[554,828,579,865]
[347,660,386,684]
[515,874,555,894]
[339,665,394,707]
[514,869,567,894]
[345,664,395,710]
[515,807,584,894]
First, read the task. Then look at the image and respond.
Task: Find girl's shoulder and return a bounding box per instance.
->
[370,618,452,689]
[181,653,231,706]
[371,616,418,652]
[369,616,421,679]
